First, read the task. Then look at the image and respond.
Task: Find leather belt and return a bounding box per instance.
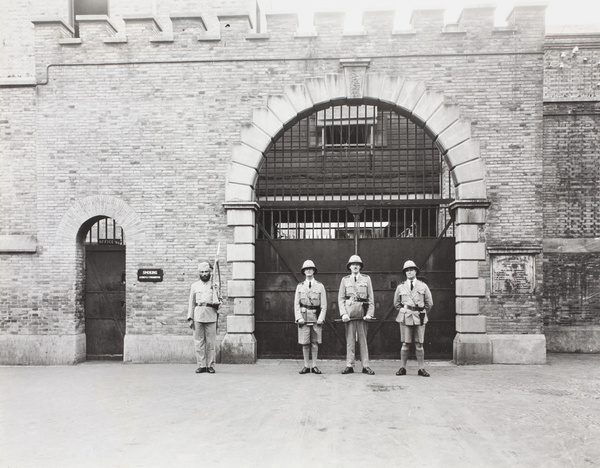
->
[404,304,424,311]
[301,304,321,310]
[196,302,216,307]
[345,297,368,302]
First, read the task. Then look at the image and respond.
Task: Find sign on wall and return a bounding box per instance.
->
[138,269,163,282]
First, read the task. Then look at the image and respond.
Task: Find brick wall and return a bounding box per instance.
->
[543,101,600,330]
[543,26,600,338]
[543,102,600,238]
[543,254,600,326]
[1,1,552,361]
[0,89,37,233]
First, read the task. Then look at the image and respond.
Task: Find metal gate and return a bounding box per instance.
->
[255,103,455,359]
[255,210,455,359]
[84,218,126,360]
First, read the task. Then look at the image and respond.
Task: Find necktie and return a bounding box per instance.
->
[309,282,311,289]
[354,276,357,282]
[410,281,414,291]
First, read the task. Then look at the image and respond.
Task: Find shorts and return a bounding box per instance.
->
[400,323,426,344]
[297,309,321,345]
[298,323,322,345]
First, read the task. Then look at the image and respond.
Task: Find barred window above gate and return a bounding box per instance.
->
[256,103,454,239]
[84,217,125,245]
[258,206,452,239]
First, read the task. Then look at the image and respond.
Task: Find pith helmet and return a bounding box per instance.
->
[402,260,419,274]
[347,254,364,270]
[301,259,318,274]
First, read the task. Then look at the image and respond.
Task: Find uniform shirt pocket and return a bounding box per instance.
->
[307,290,320,305]
[356,284,368,298]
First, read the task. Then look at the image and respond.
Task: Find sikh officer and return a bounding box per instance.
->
[393,260,434,377]
[338,254,376,375]
[294,260,327,375]
[187,261,221,374]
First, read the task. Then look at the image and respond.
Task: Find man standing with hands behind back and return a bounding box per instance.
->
[394,260,433,377]
[338,254,376,375]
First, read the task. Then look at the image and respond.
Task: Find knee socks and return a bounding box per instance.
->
[303,345,310,367]
[311,343,319,367]
[416,346,425,368]
[401,345,409,368]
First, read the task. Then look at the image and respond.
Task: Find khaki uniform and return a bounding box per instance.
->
[294,279,327,345]
[338,273,375,368]
[187,280,219,367]
[393,279,433,343]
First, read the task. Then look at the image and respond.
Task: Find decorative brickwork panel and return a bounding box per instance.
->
[544,43,600,102]
[543,102,600,238]
[543,253,600,327]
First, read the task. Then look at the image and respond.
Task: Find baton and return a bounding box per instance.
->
[334,317,378,323]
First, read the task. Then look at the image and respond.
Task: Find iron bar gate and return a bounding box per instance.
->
[255,103,456,359]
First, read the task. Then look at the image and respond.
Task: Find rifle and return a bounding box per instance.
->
[211,243,222,333]
[211,243,222,306]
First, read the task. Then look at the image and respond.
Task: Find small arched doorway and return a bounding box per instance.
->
[255,102,456,359]
[83,217,126,360]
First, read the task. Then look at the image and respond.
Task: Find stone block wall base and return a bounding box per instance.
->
[0,334,86,365]
[220,333,257,364]
[545,326,600,353]
[489,334,547,364]
[453,333,493,364]
[124,334,195,363]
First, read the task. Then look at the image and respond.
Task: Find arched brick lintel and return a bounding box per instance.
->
[55,195,144,244]
[226,72,487,203]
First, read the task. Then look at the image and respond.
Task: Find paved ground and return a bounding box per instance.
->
[1,354,599,468]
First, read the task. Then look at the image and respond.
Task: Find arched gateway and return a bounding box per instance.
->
[54,195,143,363]
[222,65,491,364]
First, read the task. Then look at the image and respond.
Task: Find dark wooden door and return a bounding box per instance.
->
[255,237,455,359]
[359,238,456,359]
[85,245,126,359]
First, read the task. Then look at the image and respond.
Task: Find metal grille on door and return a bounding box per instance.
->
[255,103,456,359]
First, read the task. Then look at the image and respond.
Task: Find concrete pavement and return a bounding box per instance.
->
[1,354,599,468]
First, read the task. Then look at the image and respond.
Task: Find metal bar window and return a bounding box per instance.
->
[257,102,453,237]
[259,103,444,201]
[85,217,125,245]
[257,207,453,240]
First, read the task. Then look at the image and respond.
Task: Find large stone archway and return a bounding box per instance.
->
[222,64,491,364]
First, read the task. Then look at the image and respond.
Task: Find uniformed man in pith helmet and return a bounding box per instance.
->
[337,254,376,375]
[294,260,327,374]
[393,260,434,377]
